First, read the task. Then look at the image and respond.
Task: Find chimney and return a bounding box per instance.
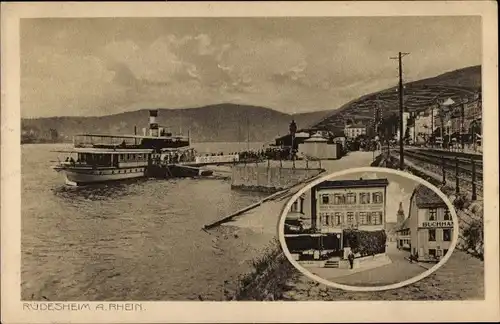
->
[149,109,159,137]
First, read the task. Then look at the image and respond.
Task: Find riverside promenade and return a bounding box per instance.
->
[207,151,376,298]
[224,151,376,236]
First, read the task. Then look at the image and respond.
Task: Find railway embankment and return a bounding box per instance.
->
[375,150,484,259]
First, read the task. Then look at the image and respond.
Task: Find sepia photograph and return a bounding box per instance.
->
[1,2,498,323]
[281,170,458,288]
[18,13,485,302]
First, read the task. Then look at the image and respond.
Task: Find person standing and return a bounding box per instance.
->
[348,251,355,269]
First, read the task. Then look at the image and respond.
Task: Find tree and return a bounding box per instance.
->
[49,128,59,142]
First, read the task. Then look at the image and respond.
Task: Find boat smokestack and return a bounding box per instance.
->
[149,109,159,137]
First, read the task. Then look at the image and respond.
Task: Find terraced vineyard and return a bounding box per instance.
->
[311,65,481,132]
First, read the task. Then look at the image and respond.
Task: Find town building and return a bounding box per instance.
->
[284,178,390,266]
[408,184,454,262]
[298,133,340,160]
[344,123,367,139]
[396,217,411,250]
[414,106,439,144]
[274,131,310,149]
[395,111,414,142]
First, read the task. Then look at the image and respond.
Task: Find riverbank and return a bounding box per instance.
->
[207,151,376,300]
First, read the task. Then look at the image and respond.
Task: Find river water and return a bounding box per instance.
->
[21,143,268,301]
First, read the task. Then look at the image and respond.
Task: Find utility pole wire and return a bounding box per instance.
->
[390,52,410,170]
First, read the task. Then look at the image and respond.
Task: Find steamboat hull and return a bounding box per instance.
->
[55,167,147,186]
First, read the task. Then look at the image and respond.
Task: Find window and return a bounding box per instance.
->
[334,194,344,205]
[334,212,343,226]
[321,195,330,204]
[359,193,370,204]
[372,192,383,203]
[347,212,355,224]
[428,229,436,241]
[321,213,330,226]
[429,249,436,257]
[428,209,437,221]
[346,193,356,204]
[359,212,368,225]
[371,212,383,225]
[443,229,452,241]
[443,209,451,221]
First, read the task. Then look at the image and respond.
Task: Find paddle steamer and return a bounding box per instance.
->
[52,110,193,186]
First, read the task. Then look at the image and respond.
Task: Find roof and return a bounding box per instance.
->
[304,137,328,143]
[295,132,311,138]
[314,178,389,190]
[52,148,154,154]
[412,184,447,208]
[396,217,411,231]
[286,212,309,221]
[442,98,456,106]
[345,123,365,129]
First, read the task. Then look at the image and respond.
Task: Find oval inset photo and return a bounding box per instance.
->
[278,167,459,291]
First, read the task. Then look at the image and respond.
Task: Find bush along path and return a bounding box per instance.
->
[226,238,300,301]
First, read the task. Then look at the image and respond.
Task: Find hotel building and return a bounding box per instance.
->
[344,124,367,139]
[284,179,390,269]
[408,184,454,262]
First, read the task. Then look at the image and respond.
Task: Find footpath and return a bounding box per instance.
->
[283,249,484,300]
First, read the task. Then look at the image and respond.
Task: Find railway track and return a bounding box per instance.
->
[386,146,483,198]
[403,148,483,177]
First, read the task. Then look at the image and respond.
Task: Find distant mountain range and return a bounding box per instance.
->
[21,104,331,143]
[21,65,480,143]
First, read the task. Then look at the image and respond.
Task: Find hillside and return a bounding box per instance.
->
[21,65,480,143]
[21,104,330,143]
[312,65,481,132]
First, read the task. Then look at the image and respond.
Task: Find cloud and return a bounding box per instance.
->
[21,17,481,117]
[21,46,130,116]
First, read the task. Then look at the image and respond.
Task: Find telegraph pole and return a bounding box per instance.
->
[391,52,410,170]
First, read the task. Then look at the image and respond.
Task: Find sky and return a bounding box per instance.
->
[21,16,481,118]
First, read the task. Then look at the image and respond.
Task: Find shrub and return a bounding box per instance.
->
[343,229,387,256]
[462,218,484,259]
[453,192,471,211]
[230,238,298,300]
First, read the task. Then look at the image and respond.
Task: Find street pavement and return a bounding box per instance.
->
[333,242,425,286]
[284,249,484,300]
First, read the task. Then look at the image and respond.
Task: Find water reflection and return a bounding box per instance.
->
[52,178,148,201]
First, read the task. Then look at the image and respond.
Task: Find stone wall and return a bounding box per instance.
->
[231,164,324,192]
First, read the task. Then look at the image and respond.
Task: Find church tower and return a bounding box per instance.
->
[397,201,405,224]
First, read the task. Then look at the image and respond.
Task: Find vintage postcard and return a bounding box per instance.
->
[1,1,499,323]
